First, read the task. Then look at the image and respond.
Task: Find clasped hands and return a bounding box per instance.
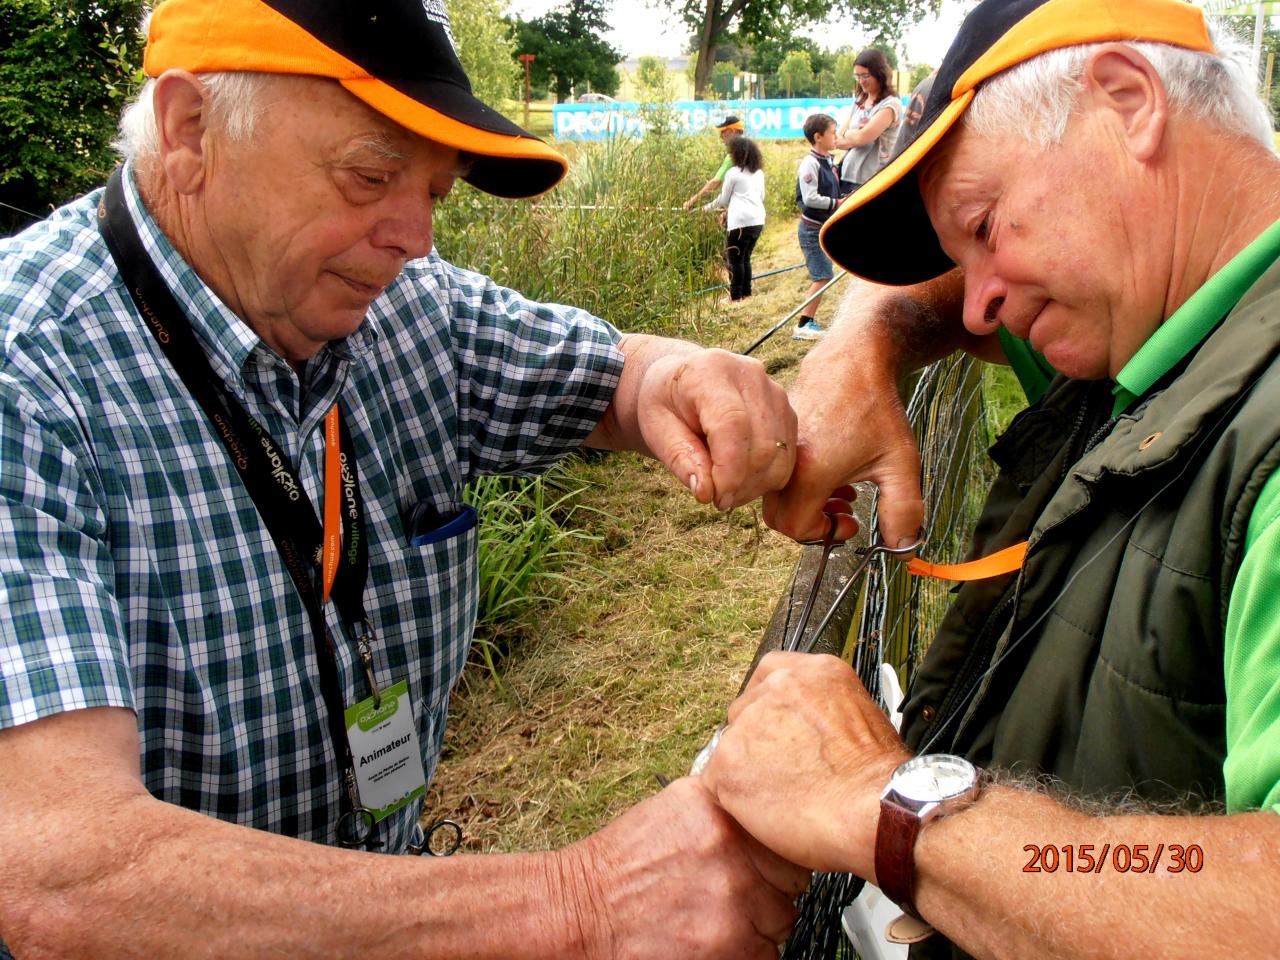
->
[636,342,922,883]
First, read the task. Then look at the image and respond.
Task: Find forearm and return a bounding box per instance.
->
[797,180,836,211]
[789,272,967,419]
[1,785,587,960]
[585,333,699,456]
[840,270,977,373]
[836,127,873,149]
[914,786,1280,960]
[686,179,718,204]
[0,709,589,960]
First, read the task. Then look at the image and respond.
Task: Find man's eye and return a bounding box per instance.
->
[352,169,390,186]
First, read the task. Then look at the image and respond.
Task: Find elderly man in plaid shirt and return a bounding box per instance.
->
[0,2,809,957]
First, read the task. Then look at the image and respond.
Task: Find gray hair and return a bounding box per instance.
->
[965,21,1275,150]
[113,71,270,163]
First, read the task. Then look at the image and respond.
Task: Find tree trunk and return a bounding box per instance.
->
[691,0,750,99]
[692,1,718,99]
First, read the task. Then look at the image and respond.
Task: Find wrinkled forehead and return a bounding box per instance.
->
[254,75,472,174]
[916,127,966,207]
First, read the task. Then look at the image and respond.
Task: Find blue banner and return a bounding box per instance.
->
[552,98,860,142]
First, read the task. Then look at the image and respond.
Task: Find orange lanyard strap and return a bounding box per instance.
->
[321,403,342,603]
[906,541,1028,581]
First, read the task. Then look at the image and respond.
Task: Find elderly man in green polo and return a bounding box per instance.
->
[703,0,1280,956]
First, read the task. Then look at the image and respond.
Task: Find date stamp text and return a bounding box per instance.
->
[1022,843,1204,874]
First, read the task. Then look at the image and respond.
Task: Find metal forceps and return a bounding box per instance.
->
[785,513,924,655]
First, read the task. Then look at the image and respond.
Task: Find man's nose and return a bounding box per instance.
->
[373,194,434,260]
[962,266,1007,336]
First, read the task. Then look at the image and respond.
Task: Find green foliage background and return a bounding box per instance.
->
[451,0,522,107]
[510,0,623,103]
[434,135,729,338]
[0,0,145,234]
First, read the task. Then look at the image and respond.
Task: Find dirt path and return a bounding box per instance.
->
[425,219,846,852]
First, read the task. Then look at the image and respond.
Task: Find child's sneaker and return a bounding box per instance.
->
[791,320,826,341]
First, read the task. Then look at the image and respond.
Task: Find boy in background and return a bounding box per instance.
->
[793,113,841,339]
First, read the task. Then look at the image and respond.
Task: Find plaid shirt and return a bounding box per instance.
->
[0,168,623,852]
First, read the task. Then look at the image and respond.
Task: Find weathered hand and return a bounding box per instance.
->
[762,323,924,547]
[764,393,922,546]
[700,652,911,879]
[637,348,796,511]
[560,776,811,959]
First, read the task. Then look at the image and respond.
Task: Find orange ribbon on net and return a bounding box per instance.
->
[905,541,1028,582]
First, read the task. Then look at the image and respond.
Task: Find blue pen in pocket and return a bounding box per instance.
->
[408,501,478,546]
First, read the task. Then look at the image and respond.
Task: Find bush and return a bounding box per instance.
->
[465,468,602,683]
[0,0,145,235]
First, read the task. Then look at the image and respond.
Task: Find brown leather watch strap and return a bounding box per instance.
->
[875,797,924,919]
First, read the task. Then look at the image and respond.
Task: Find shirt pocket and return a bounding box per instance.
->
[372,517,479,720]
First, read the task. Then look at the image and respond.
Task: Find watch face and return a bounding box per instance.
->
[891,755,977,804]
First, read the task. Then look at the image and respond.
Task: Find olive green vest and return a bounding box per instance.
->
[901,260,1280,809]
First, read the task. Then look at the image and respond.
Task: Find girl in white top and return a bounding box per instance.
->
[703,136,766,231]
[703,136,766,302]
[836,47,903,193]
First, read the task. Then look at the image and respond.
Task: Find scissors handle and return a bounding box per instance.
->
[785,513,842,652]
[408,818,464,856]
[795,537,926,655]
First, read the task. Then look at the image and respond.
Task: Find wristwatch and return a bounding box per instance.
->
[874,754,982,919]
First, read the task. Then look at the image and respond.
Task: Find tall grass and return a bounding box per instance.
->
[464,467,602,686]
[436,134,728,338]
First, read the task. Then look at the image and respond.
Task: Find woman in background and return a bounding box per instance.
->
[702,135,765,303]
[835,48,902,195]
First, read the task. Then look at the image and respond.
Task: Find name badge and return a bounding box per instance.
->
[344,679,427,822]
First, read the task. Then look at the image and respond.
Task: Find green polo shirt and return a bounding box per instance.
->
[999,218,1280,813]
[714,153,733,182]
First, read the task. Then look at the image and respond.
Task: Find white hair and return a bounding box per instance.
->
[965,21,1275,150]
[113,71,271,163]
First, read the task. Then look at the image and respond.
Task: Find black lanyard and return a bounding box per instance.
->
[98,168,377,846]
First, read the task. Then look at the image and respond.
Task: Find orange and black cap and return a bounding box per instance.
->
[145,0,568,199]
[819,0,1214,285]
[714,115,745,131]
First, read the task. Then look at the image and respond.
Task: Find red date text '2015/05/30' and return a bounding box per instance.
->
[1022,843,1204,874]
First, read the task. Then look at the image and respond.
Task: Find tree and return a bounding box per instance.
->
[820,49,858,97]
[906,60,936,94]
[511,0,623,103]
[710,60,739,98]
[673,0,940,98]
[0,0,146,235]
[636,55,675,102]
[450,0,520,107]
[776,49,815,97]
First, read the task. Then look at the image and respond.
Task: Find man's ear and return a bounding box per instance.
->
[1082,44,1169,163]
[151,70,211,195]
